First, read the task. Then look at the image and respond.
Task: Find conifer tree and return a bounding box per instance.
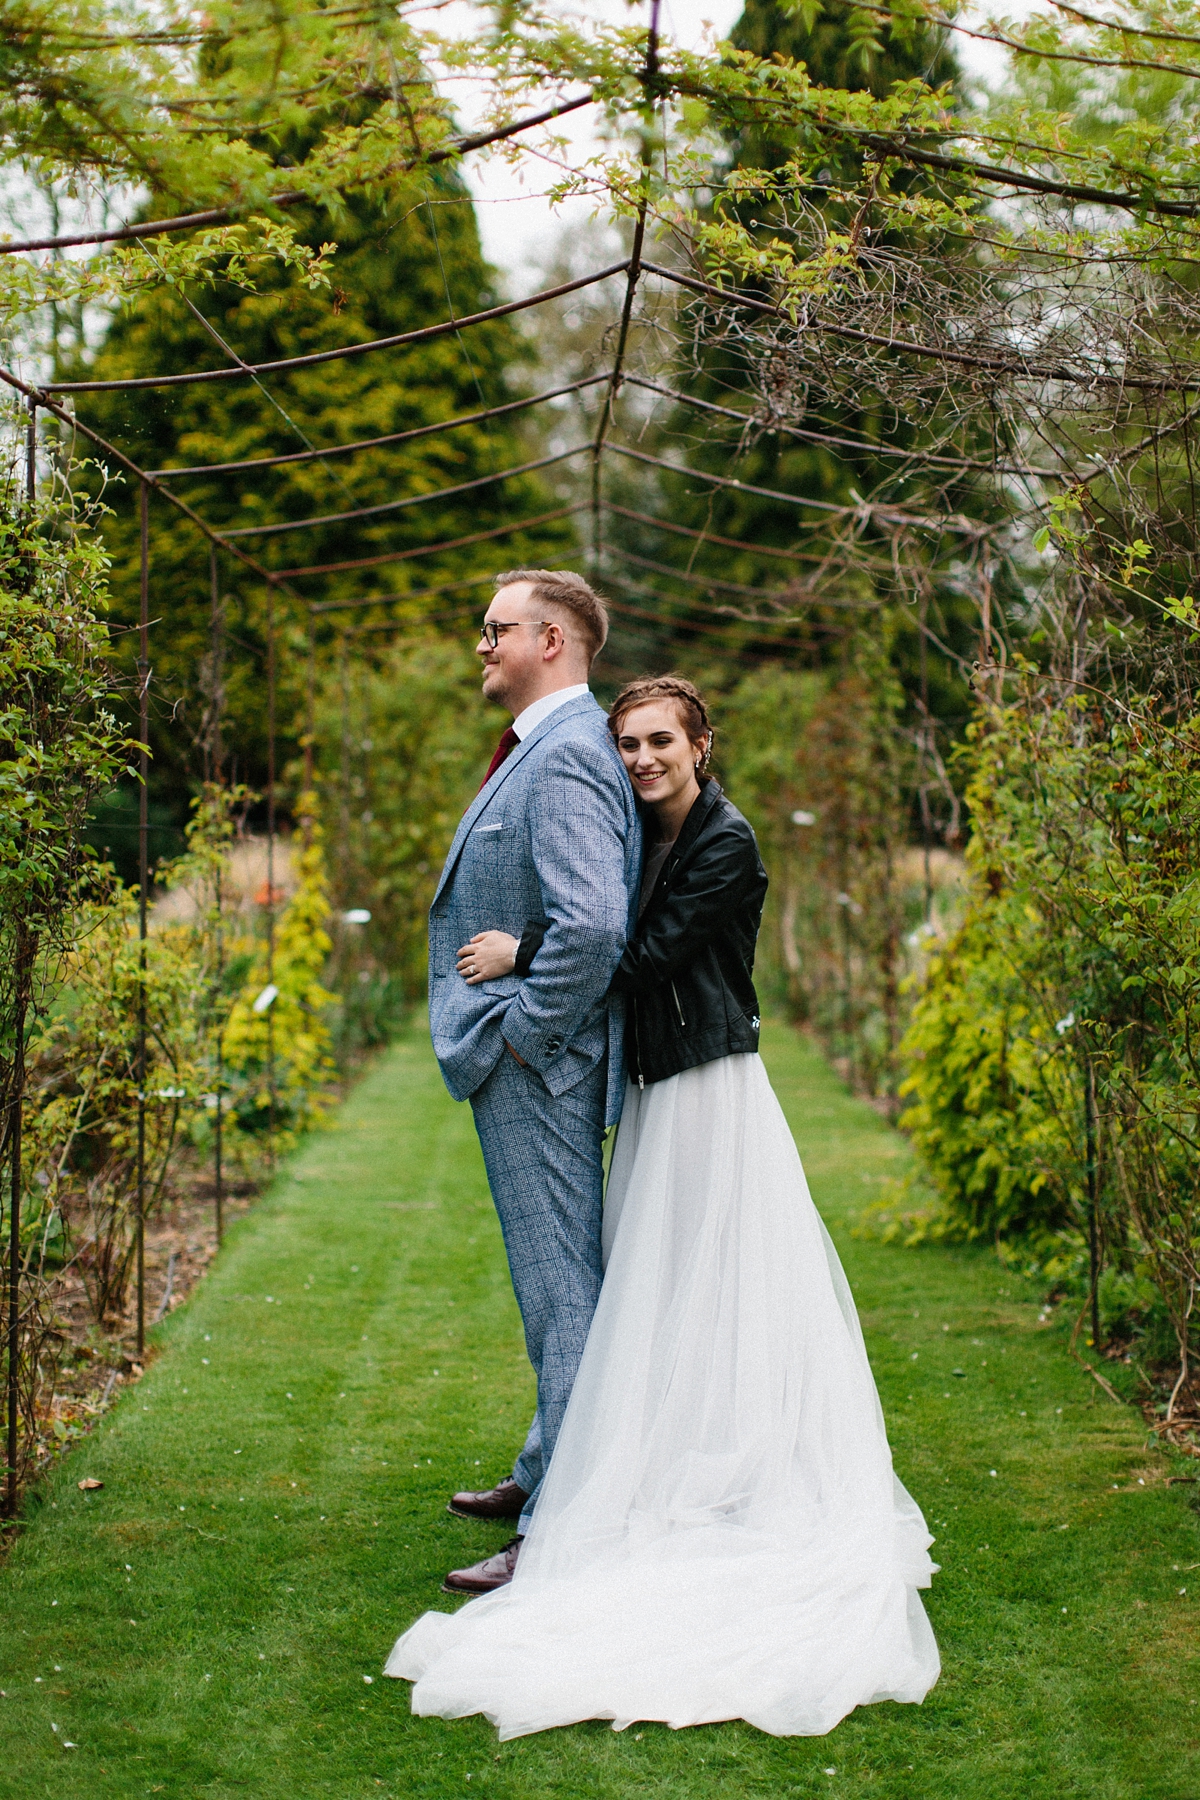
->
[634,0,969,715]
[662,1,956,550]
[72,164,574,834]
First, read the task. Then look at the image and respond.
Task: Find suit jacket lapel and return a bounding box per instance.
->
[431,693,603,908]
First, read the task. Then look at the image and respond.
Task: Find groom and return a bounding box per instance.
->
[427,568,640,1595]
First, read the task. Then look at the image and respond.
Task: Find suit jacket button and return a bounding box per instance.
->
[546,1037,562,1053]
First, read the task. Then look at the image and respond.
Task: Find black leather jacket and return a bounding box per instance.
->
[612,778,768,1087]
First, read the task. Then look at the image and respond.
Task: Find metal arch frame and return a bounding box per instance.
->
[0,24,996,1422]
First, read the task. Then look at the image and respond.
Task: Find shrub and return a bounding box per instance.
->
[897,679,1200,1416]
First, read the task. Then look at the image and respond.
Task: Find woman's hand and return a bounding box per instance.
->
[456,931,520,984]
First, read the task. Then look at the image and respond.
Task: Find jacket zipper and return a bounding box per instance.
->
[670,980,686,1030]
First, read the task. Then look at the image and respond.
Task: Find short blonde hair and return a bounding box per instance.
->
[493,568,609,665]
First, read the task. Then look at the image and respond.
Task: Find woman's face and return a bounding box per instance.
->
[616,701,705,809]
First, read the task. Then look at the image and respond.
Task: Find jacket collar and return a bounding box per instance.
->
[660,775,723,863]
[639,777,723,910]
[432,692,604,908]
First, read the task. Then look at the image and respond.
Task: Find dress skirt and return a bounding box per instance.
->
[385,1052,940,1739]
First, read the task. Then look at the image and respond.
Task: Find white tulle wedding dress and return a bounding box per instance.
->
[385,1052,940,1739]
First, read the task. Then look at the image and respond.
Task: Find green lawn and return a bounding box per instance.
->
[0,1020,1196,1799]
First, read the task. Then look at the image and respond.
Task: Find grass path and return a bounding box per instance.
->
[0,1021,1196,1800]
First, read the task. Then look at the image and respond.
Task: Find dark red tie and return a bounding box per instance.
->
[479,725,519,791]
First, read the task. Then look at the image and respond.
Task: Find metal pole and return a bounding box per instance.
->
[6,401,37,1510]
[209,545,224,781]
[266,580,277,1169]
[590,453,603,577]
[840,897,854,1085]
[1084,1050,1102,1350]
[359,648,372,892]
[304,607,316,803]
[5,987,24,1517]
[836,811,854,1086]
[136,482,150,1358]
[210,545,225,1245]
[919,586,933,925]
[214,862,225,1247]
[589,0,658,577]
[339,632,351,865]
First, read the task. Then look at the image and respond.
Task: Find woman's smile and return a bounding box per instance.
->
[633,764,668,790]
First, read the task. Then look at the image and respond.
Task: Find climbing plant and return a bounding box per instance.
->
[0,472,131,1504]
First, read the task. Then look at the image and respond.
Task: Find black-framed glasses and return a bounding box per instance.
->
[478,619,554,650]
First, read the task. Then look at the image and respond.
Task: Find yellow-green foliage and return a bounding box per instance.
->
[893,904,1080,1246]
[221,796,335,1150]
[896,686,1200,1375]
[22,882,209,1315]
[18,789,336,1322]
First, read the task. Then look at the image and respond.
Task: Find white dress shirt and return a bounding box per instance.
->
[512,683,591,741]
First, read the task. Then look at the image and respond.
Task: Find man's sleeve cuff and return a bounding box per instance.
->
[501,1006,564,1071]
[514,918,549,978]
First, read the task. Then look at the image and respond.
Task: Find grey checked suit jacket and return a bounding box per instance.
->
[428,693,641,1127]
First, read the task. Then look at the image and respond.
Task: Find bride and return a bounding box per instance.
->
[385,675,940,1739]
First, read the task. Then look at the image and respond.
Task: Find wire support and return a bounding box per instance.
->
[809,108,1200,220]
[604,586,843,653]
[605,502,823,563]
[309,572,498,615]
[621,374,1064,480]
[217,445,593,540]
[326,597,485,640]
[606,442,991,534]
[639,260,1194,396]
[150,374,612,479]
[606,442,845,515]
[271,503,589,579]
[611,544,814,599]
[47,265,630,394]
[0,95,597,258]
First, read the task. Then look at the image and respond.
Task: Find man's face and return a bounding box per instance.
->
[477,582,557,710]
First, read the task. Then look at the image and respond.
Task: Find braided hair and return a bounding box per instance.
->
[607,675,713,770]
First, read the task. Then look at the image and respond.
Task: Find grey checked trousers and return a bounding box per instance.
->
[470,1048,607,1533]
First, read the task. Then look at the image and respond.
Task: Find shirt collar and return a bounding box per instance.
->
[512,683,591,741]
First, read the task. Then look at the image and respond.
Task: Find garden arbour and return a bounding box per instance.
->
[5,0,1200,1518]
[0,142,974,1516]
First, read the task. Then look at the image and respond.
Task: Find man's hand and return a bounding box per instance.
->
[456,931,520,984]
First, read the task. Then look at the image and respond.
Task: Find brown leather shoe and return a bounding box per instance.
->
[446,1476,529,1522]
[442,1536,522,1596]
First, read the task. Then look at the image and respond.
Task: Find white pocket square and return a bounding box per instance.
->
[475,821,504,833]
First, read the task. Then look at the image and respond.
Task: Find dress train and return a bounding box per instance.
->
[385,1053,939,1738]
